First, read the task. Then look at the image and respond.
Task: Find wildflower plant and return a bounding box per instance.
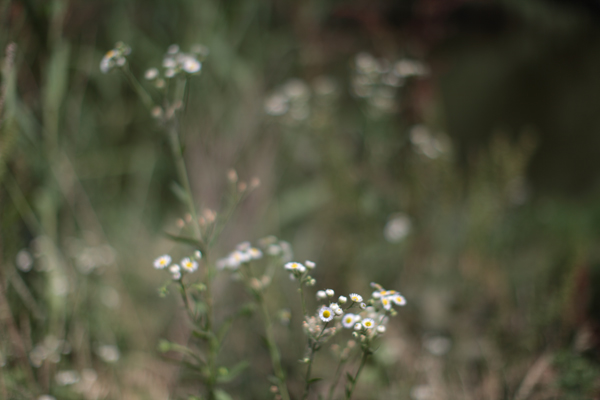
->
[102,41,406,400]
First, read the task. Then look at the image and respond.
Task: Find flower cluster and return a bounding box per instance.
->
[216,241,263,271]
[153,251,201,280]
[264,76,337,125]
[351,52,428,115]
[409,124,448,159]
[284,260,316,284]
[371,282,406,313]
[100,42,131,73]
[307,282,407,349]
[144,44,208,89]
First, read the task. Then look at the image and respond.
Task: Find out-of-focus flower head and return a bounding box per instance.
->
[100,42,131,73]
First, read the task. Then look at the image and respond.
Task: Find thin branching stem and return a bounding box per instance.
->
[326,352,349,400]
[345,349,369,400]
[121,65,154,111]
[258,294,291,400]
[302,322,329,400]
[299,280,307,318]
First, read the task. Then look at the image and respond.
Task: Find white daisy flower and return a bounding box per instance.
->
[360,302,367,309]
[305,260,316,269]
[284,262,306,273]
[319,307,334,322]
[338,295,347,304]
[144,68,159,80]
[392,294,406,306]
[169,264,180,274]
[381,297,392,311]
[376,325,386,333]
[325,289,335,297]
[316,290,327,300]
[372,291,381,299]
[349,293,363,303]
[362,318,375,329]
[342,313,357,328]
[231,250,251,265]
[354,323,362,330]
[248,247,263,260]
[180,257,198,272]
[153,255,171,269]
[182,57,201,74]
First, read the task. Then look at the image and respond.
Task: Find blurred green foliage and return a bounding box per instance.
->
[2,0,600,399]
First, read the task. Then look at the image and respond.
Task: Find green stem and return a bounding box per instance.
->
[122,65,154,111]
[299,282,307,318]
[162,97,213,398]
[167,123,202,241]
[326,354,348,400]
[345,350,369,400]
[302,322,328,400]
[258,295,290,400]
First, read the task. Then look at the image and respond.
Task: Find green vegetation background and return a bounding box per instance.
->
[2,0,600,398]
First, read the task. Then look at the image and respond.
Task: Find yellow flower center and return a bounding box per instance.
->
[365,321,372,327]
[323,310,331,318]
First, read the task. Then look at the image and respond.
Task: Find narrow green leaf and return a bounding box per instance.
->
[170,181,189,203]
[346,372,355,383]
[164,232,202,249]
[216,361,249,383]
[308,377,323,384]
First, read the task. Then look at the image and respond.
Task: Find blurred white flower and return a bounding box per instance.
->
[181,257,198,273]
[362,318,375,329]
[144,68,159,80]
[394,59,429,78]
[96,344,120,363]
[384,214,411,243]
[423,335,452,356]
[284,262,306,273]
[409,125,446,159]
[99,42,131,74]
[16,249,33,272]
[349,293,363,303]
[55,370,79,386]
[153,254,171,269]
[264,93,289,116]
